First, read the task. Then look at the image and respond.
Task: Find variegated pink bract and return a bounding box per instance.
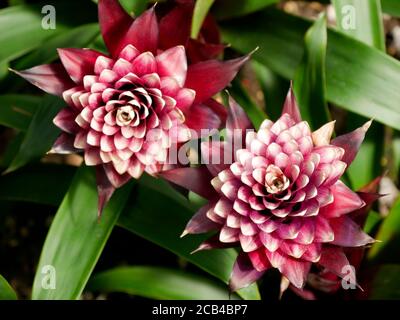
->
[14,0,249,214]
[161,88,377,293]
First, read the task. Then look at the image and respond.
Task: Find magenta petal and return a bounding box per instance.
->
[98,0,133,57]
[281,85,302,123]
[318,246,350,278]
[96,165,115,217]
[158,1,192,50]
[58,48,105,84]
[103,163,131,188]
[248,248,271,271]
[12,64,74,96]
[330,216,375,247]
[156,46,187,87]
[351,176,383,225]
[191,234,235,253]
[280,257,311,289]
[159,167,215,200]
[174,88,196,113]
[201,141,231,176]
[290,286,317,300]
[185,55,250,104]
[121,7,159,55]
[184,102,224,134]
[320,181,365,218]
[182,203,219,236]
[53,108,79,133]
[226,95,254,145]
[203,99,228,125]
[186,40,225,63]
[50,133,79,154]
[331,120,372,166]
[229,252,265,292]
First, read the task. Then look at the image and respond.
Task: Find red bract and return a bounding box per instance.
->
[13,0,249,214]
[160,87,378,293]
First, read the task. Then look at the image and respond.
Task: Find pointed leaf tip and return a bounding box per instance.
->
[180,230,189,238]
[11,64,74,96]
[226,94,254,142]
[185,53,251,104]
[332,120,373,166]
[96,166,116,218]
[312,120,336,146]
[229,253,265,292]
[282,84,302,123]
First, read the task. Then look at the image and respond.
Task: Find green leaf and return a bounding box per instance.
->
[0,2,97,66]
[0,94,40,131]
[220,8,400,130]
[0,61,8,81]
[88,34,107,54]
[14,24,99,69]
[0,5,63,65]
[368,197,400,263]
[364,210,382,234]
[393,131,400,181]
[9,0,26,5]
[213,0,278,20]
[0,275,17,300]
[6,95,64,173]
[0,133,24,168]
[191,0,215,38]
[0,164,75,206]
[230,79,268,129]
[252,61,289,121]
[366,264,400,299]
[92,0,148,16]
[333,0,385,50]
[382,0,400,17]
[294,13,330,130]
[88,266,236,300]
[118,175,261,300]
[332,0,385,189]
[119,0,149,16]
[32,166,133,299]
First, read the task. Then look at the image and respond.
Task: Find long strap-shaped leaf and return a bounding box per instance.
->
[294,13,330,130]
[0,164,75,206]
[0,1,97,65]
[220,8,400,130]
[5,95,64,174]
[212,0,279,20]
[191,0,215,38]
[88,266,238,300]
[332,0,386,189]
[0,94,39,131]
[32,166,133,299]
[333,0,385,50]
[368,197,400,263]
[0,275,17,300]
[118,175,261,300]
[2,166,259,299]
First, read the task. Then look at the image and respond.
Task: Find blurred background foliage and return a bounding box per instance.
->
[0,0,400,300]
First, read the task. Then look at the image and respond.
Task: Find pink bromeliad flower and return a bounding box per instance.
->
[13,0,249,213]
[160,87,378,293]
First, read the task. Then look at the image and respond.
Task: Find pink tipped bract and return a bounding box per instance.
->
[161,87,376,292]
[14,0,249,214]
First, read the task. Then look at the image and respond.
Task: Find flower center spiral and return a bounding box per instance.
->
[116,105,135,126]
[264,165,289,194]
